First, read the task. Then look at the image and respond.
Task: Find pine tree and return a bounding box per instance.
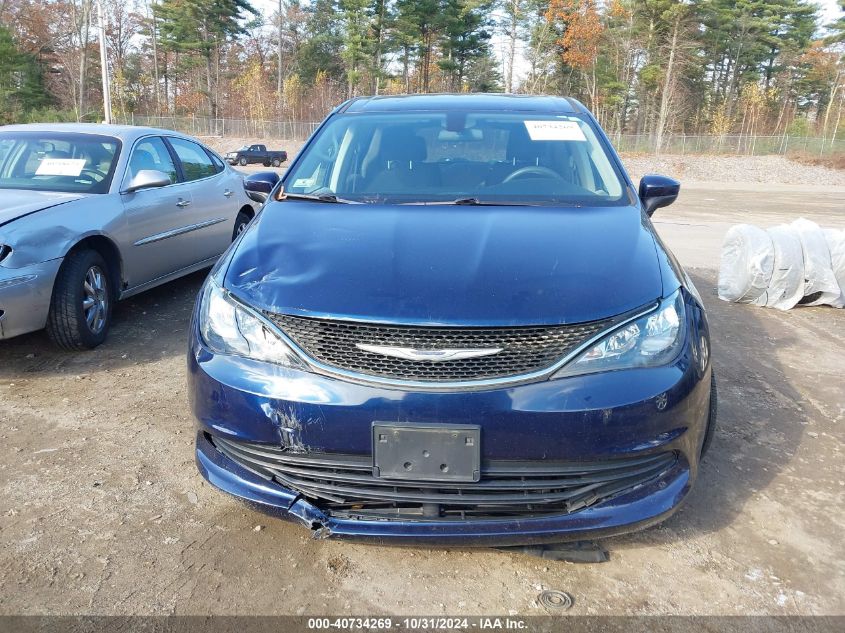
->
[155,0,257,117]
[0,25,52,124]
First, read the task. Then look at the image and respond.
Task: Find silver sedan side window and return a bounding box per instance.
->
[167,137,218,182]
[129,137,177,183]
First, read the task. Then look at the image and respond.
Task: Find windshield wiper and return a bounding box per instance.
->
[282,193,358,204]
[401,197,532,206]
[453,197,490,205]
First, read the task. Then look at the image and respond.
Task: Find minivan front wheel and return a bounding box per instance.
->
[46,249,112,350]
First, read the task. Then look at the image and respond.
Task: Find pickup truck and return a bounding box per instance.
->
[225,144,288,167]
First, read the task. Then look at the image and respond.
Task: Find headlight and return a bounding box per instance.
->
[198,278,307,369]
[552,290,686,378]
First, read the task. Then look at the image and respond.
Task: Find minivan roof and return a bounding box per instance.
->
[340,93,586,114]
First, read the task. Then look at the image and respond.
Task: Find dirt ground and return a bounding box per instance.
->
[0,179,843,616]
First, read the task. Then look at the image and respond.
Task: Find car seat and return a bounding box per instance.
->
[362,128,440,194]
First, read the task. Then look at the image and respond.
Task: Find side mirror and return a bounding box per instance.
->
[638,174,680,217]
[244,171,280,204]
[124,169,172,193]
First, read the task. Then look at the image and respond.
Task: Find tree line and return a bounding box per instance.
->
[1,0,844,144]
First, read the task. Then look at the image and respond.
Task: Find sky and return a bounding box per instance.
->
[247,0,844,88]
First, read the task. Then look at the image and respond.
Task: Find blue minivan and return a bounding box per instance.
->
[188,94,714,546]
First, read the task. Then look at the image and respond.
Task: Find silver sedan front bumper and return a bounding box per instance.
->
[0,258,62,339]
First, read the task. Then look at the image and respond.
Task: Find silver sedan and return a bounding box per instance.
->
[0,123,256,348]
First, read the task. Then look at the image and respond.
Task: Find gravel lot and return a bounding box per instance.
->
[623,154,845,186]
[0,168,843,615]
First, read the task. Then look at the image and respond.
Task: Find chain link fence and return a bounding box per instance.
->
[613,133,845,156]
[116,115,322,140]
[116,114,844,156]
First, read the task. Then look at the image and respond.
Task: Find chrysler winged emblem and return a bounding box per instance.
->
[356,343,503,362]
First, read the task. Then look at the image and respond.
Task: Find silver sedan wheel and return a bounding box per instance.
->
[82,265,108,334]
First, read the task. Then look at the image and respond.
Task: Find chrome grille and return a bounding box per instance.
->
[266,313,616,382]
[211,435,677,521]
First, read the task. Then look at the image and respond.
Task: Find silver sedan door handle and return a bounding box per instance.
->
[223,189,234,198]
[176,199,191,208]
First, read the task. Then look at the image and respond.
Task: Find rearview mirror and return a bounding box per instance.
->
[638,175,680,217]
[244,171,280,204]
[124,169,172,193]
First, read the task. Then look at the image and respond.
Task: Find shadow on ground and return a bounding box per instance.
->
[605,270,807,548]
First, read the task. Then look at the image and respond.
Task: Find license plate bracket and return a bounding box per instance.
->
[372,423,481,482]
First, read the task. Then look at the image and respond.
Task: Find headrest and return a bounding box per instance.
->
[506,125,535,162]
[379,128,427,165]
[130,149,157,174]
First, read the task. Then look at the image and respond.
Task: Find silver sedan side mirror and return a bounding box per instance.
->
[124,169,172,193]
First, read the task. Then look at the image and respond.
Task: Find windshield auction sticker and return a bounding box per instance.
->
[35,158,87,177]
[524,120,587,142]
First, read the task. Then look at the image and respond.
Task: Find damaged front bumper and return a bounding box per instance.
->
[188,307,710,546]
[195,431,691,546]
[0,258,62,339]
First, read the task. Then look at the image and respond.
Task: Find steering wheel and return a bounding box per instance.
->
[502,165,564,183]
[79,167,107,182]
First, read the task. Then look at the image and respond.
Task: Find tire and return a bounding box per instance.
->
[700,373,718,458]
[263,162,270,167]
[46,249,113,350]
[271,158,281,168]
[238,157,247,166]
[233,210,252,240]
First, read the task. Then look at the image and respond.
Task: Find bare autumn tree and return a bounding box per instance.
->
[501,0,530,92]
[524,1,558,94]
[74,0,92,118]
[654,1,695,154]
[272,0,307,108]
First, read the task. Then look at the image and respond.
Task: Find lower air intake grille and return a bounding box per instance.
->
[211,435,676,521]
[265,313,616,383]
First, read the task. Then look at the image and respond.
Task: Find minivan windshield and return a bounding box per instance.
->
[283,111,627,206]
[0,132,120,194]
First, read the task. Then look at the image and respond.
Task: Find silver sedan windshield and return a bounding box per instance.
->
[0,131,120,194]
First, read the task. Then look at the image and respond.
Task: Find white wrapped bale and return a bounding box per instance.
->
[823,228,845,308]
[718,224,774,304]
[763,225,805,311]
[790,218,841,306]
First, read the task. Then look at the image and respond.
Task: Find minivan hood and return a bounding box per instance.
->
[225,202,663,326]
[0,189,88,227]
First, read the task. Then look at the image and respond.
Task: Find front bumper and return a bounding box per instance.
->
[0,258,62,340]
[196,430,691,546]
[188,295,711,546]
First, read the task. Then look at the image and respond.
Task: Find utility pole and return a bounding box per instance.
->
[277,0,283,102]
[97,0,112,124]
